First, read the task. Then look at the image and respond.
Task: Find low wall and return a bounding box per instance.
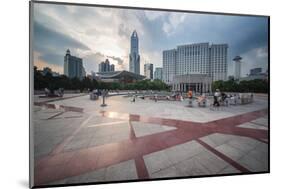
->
[34,90,81,95]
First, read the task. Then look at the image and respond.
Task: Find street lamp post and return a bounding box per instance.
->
[101,90,107,107]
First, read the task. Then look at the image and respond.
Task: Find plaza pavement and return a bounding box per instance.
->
[32,93,269,186]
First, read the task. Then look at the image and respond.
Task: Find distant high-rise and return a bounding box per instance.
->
[154,67,163,80]
[162,49,177,84]
[144,63,153,79]
[64,49,85,80]
[129,30,140,74]
[110,64,115,72]
[163,43,228,84]
[98,59,115,72]
[233,56,242,80]
[250,68,262,76]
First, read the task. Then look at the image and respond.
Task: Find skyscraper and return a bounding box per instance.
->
[154,67,163,80]
[64,49,85,80]
[163,43,228,84]
[210,44,228,81]
[129,30,140,74]
[110,64,115,72]
[163,49,177,84]
[98,59,115,72]
[144,63,153,79]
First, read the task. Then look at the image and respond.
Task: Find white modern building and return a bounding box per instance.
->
[176,43,210,76]
[154,67,163,80]
[210,44,228,81]
[163,43,228,84]
[144,63,153,79]
[163,49,177,84]
[64,49,85,80]
[163,43,228,92]
[129,30,140,74]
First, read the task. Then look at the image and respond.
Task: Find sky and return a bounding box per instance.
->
[32,3,269,77]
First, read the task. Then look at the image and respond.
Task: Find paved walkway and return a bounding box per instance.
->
[32,94,269,186]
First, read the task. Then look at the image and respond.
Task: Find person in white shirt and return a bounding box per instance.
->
[213,89,221,106]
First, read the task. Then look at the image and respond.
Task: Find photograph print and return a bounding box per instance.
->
[30,1,269,188]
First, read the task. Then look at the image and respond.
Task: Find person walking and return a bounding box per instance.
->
[131,95,136,103]
[213,89,220,107]
[187,90,193,99]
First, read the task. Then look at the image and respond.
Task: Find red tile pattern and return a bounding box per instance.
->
[34,102,83,113]
[134,156,150,179]
[33,105,268,186]
[196,139,250,173]
[129,121,150,179]
[46,112,65,120]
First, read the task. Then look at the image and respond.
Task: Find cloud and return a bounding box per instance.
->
[39,53,62,66]
[33,51,63,73]
[239,46,268,76]
[144,10,166,21]
[33,21,90,52]
[118,23,131,38]
[32,3,268,77]
[107,55,124,65]
[162,13,187,36]
[33,20,93,74]
[256,47,268,58]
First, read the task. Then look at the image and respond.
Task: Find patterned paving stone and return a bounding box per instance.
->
[50,160,138,185]
[151,165,182,178]
[144,150,173,175]
[200,133,237,148]
[164,140,206,164]
[237,122,268,130]
[174,156,212,176]
[218,165,240,174]
[227,136,260,153]
[32,94,268,186]
[105,160,138,181]
[191,149,231,174]
[251,117,268,126]
[215,143,245,161]
[238,154,268,172]
[132,122,176,138]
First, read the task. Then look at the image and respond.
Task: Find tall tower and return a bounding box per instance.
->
[64,49,84,80]
[233,56,242,80]
[64,49,71,76]
[129,30,140,74]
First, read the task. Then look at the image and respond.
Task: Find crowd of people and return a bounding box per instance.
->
[128,88,253,108]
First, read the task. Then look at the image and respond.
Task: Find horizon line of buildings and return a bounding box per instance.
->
[38,30,267,89]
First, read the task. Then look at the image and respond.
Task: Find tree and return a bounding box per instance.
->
[211,79,268,93]
[70,77,81,91]
[33,66,170,92]
[82,77,92,91]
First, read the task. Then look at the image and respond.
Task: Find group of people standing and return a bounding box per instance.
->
[130,89,232,107]
[213,89,230,107]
